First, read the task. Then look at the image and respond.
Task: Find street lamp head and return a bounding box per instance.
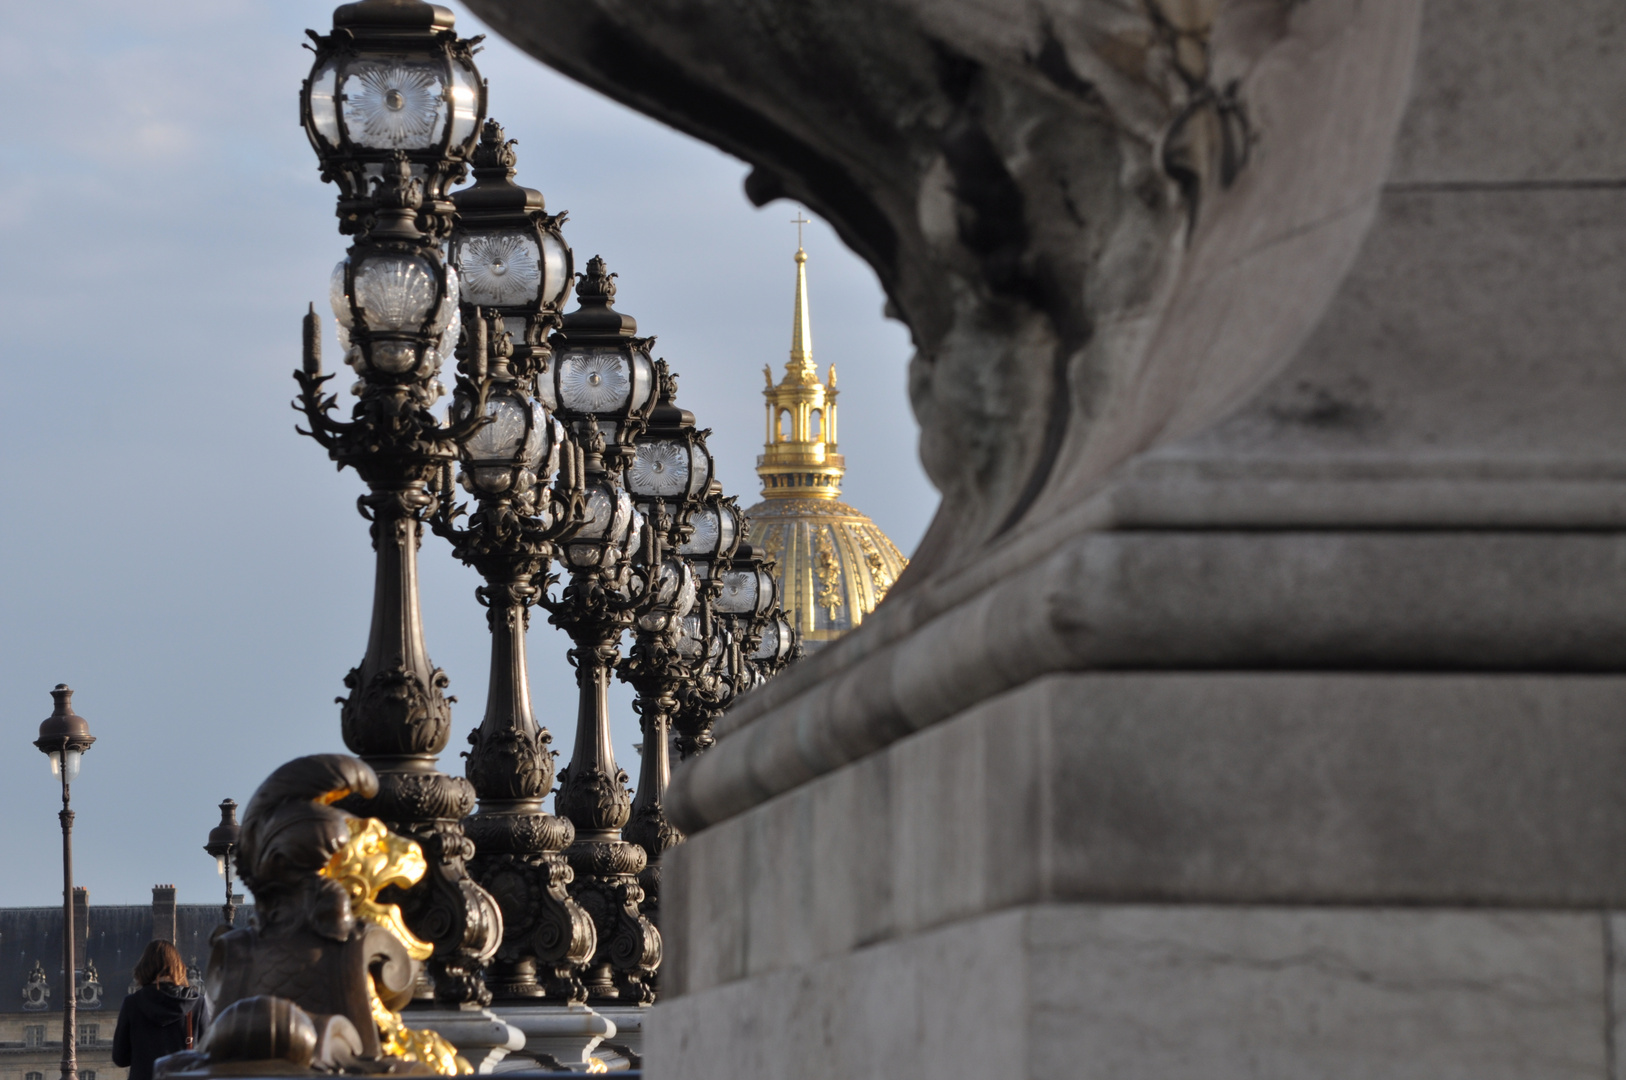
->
[204,799,241,876]
[301,0,485,237]
[545,257,657,452]
[449,120,573,371]
[35,684,94,781]
[625,365,713,515]
[714,544,778,617]
[677,488,743,578]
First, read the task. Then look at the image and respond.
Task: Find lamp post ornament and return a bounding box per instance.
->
[203,799,242,928]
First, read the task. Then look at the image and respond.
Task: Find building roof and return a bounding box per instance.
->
[0,901,245,1019]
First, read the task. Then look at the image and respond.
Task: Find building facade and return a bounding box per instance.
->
[0,889,241,1080]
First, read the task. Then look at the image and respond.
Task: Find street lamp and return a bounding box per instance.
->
[295,0,502,1008]
[432,305,597,1000]
[622,368,714,925]
[202,799,241,928]
[534,264,666,1004]
[34,685,93,1080]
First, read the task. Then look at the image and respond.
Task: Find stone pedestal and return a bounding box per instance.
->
[462,0,1626,1074]
[409,1007,525,1074]
[489,1004,615,1072]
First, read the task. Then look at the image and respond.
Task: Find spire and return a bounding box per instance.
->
[789,244,813,375]
[756,223,844,500]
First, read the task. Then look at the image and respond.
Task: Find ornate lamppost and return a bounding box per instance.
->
[432,119,596,1006]
[672,544,788,760]
[620,367,715,922]
[203,799,242,927]
[34,685,93,1080]
[540,259,662,1004]
[295,0,501,1007]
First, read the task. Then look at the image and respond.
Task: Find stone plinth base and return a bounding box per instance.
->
[489,1004,615,1072]
[648,904,1614,1079]
[651,671,1626,1078]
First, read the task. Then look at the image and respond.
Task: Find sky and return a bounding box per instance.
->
[0,1,936,907]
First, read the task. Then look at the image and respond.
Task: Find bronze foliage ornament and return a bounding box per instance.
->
[158,755,468,1077]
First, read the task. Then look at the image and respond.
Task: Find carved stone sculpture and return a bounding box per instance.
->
[159,755,469,1077]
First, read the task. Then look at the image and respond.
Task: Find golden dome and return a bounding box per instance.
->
[743,225,909,651]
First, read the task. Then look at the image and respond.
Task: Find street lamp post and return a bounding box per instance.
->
[296,0,502,1007]
[433,122,597,1003]
[538,259,663,1003]
[620,366,714,926]
[34,685,93,1080]
[203,799,242,927]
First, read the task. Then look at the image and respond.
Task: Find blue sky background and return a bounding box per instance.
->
[0,1,935,906]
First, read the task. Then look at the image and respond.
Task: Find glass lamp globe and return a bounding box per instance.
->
[566,478,640,569]
[751,615,795,663]
[636,557,697,633]
[331,254,460,378]
[454,388,562,496]
[677,499,742,576]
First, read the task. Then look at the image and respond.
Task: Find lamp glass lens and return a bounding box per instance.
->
[455,231,543,307]
[216,856,227,879]
[576,484,615,540]
[307,62,341,147]
[62,749,82,782]
[557,349,631,413]
[448,62,481,149]
[630,348,655,410]
[716,569,760,614]
[679,508,719,556]
[329,259,353,327]
[437,303,462,359]
[627,440,689,498]
[690,443,711,494]
[752,619,780,661]
[340,61,448,150]
[541,233,570,307]
[464,393,529,465]
[354,255,439,332]
[522,406,556,472]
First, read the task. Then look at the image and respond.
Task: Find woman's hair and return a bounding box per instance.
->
[132,940,188,987]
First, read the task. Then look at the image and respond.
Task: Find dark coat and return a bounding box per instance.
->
[111,983,210,1080]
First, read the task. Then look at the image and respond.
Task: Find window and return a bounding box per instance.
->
[28,1071,45,1080]
[82,1071,96,1080]
[24,1025,46,1048]
[778,410,791,441]
[78,1025,98,1046]
[809,409,822,439]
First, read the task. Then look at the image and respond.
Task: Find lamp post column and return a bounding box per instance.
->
[58,767,76,1080]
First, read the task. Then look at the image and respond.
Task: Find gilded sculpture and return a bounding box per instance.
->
[157,755,469,1076]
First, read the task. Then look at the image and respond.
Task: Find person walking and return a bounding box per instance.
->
[111,940,210,1080]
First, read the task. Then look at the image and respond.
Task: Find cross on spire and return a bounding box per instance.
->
[791,209,811,250]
